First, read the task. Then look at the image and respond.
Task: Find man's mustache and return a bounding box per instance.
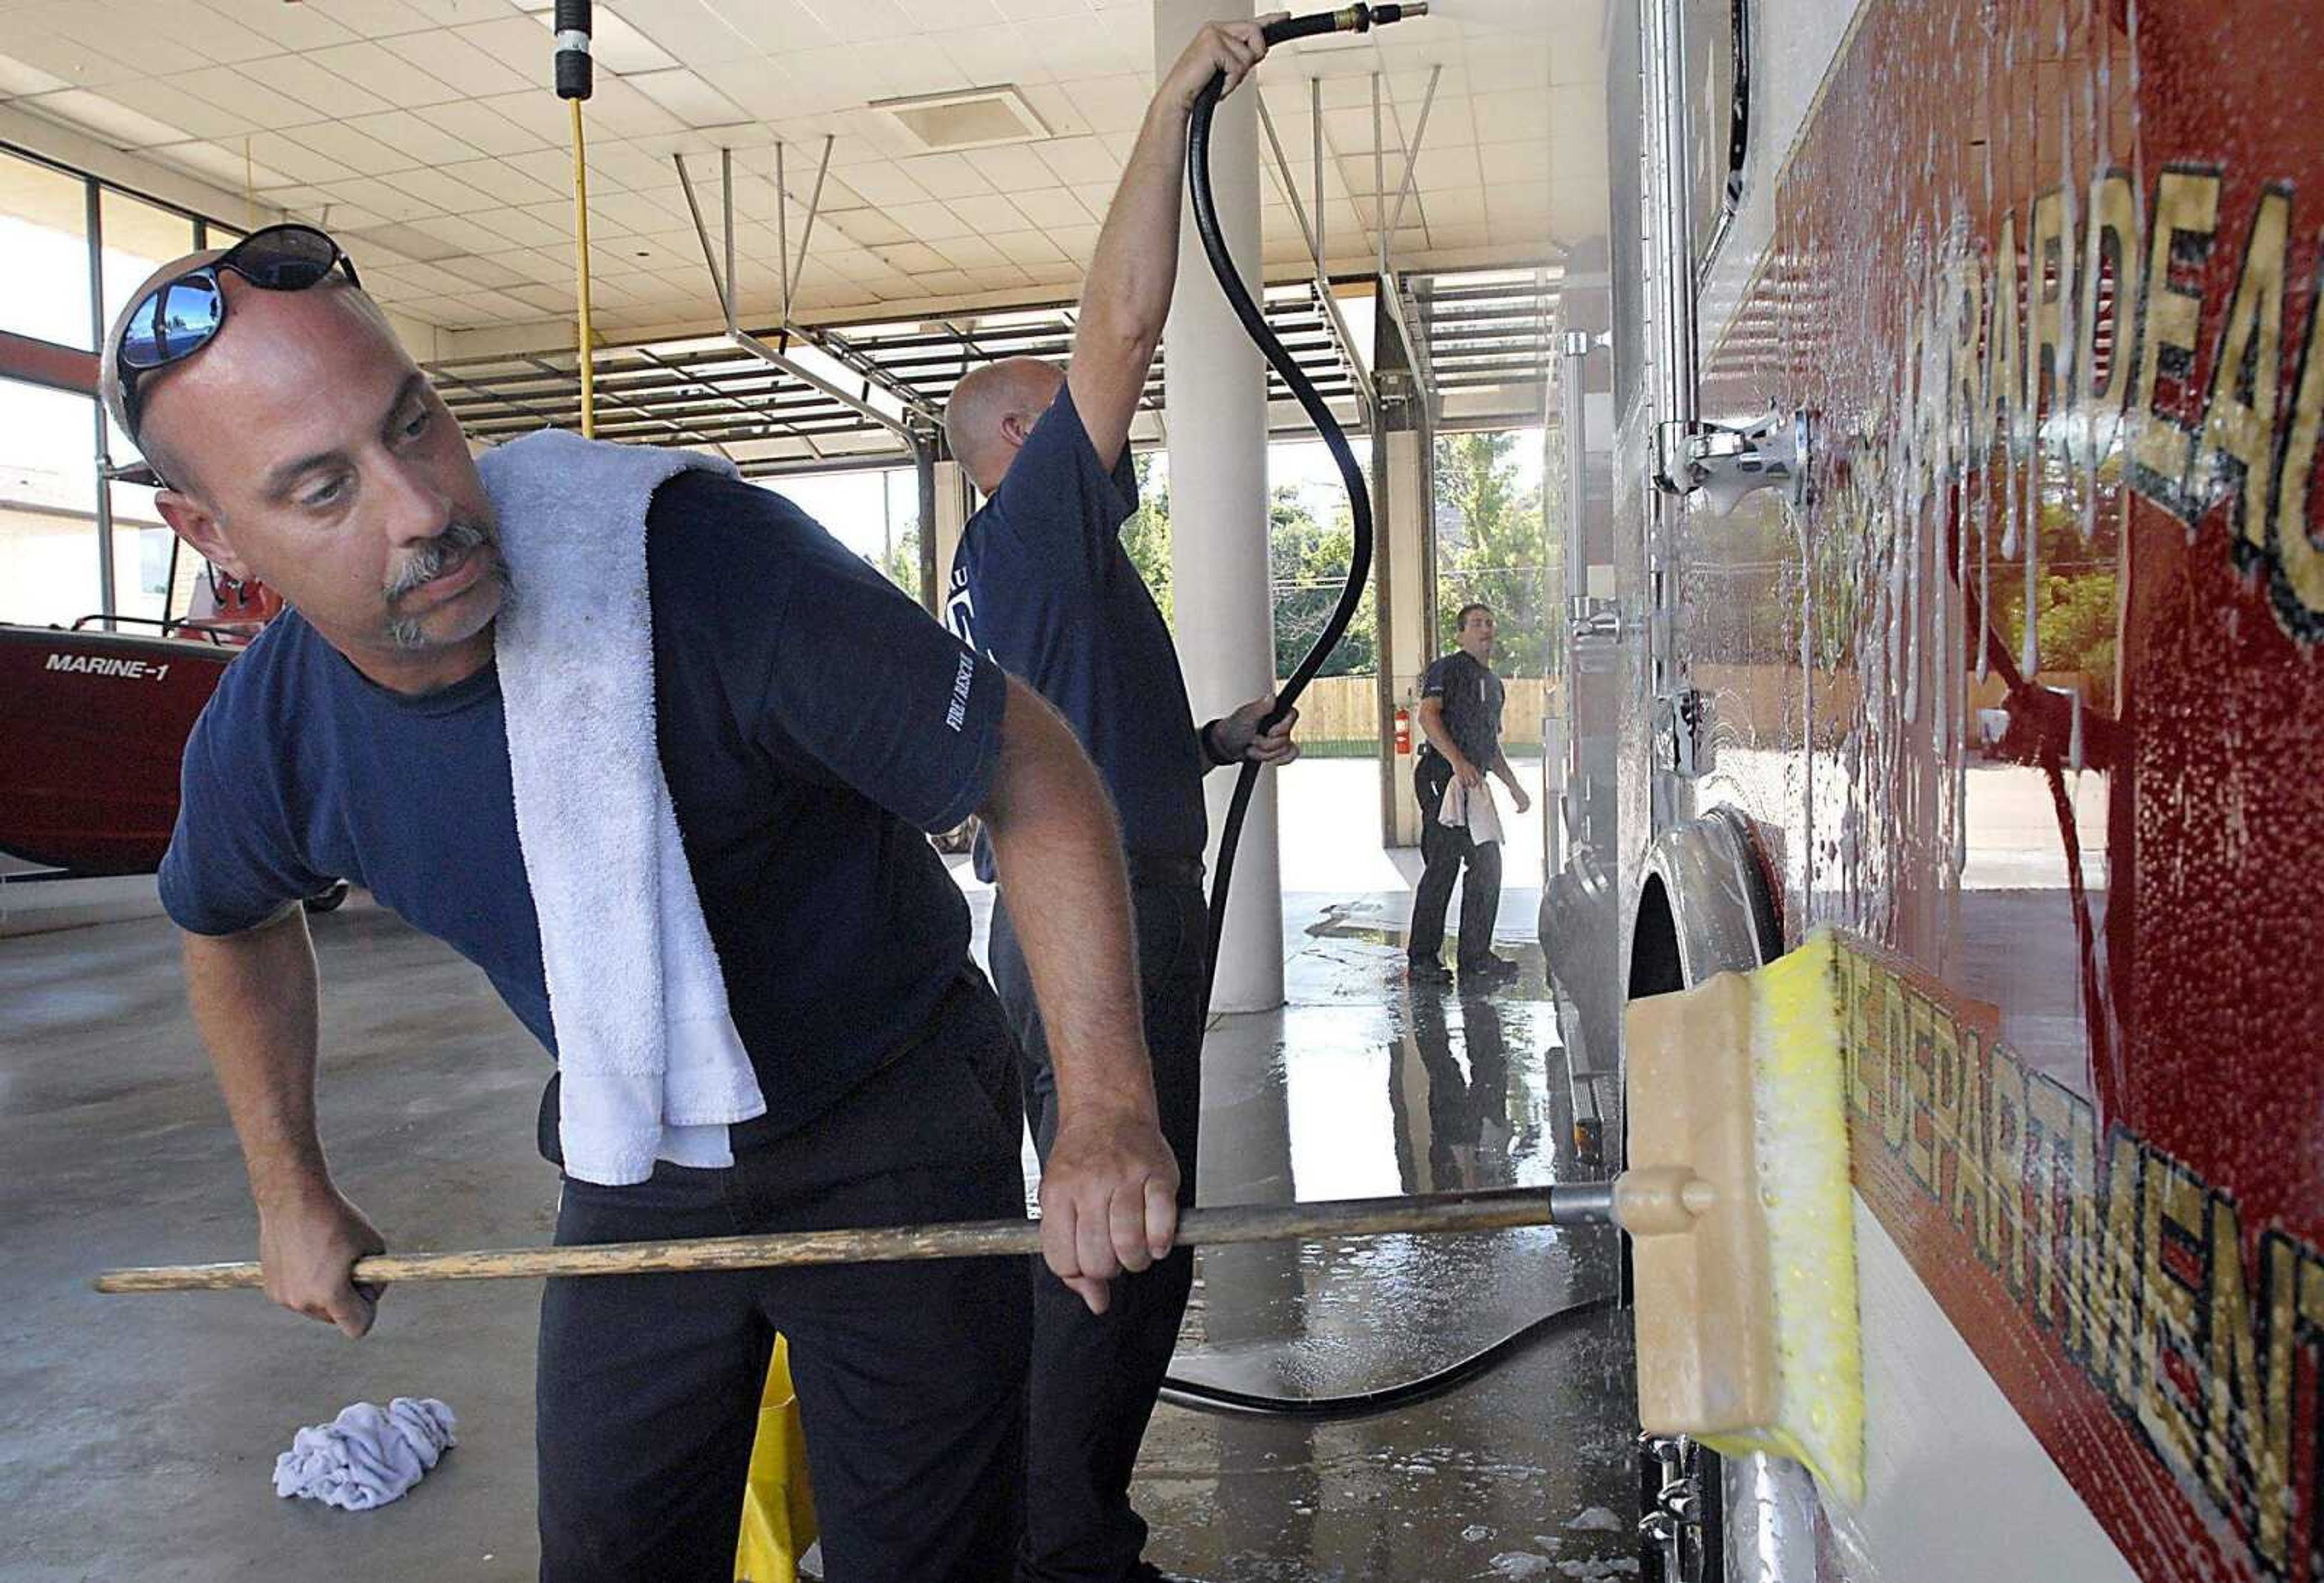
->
[386,520,496,603]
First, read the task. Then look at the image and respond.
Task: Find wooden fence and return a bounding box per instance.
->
[1289,675,1560,755]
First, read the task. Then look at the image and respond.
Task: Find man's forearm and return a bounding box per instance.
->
[980,681,1155,1124]
[182,908,334,1208]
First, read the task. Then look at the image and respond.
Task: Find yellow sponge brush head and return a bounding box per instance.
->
[1621,931,1865,1506]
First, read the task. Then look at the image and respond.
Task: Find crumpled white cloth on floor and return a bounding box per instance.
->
[1436,774,1505,845]
[272,1397,457,1511]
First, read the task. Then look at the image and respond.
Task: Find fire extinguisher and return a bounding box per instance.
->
[1394,705,1411,755]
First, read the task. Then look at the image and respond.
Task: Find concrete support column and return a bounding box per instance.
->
[1377,424,1434,848]
[930,456,973,617]
[1157,0,1281,1012]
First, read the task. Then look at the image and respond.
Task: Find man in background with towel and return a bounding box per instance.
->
[942,18,1297,1582]
[1407,601,1530,983]
[107,235,1177,1582]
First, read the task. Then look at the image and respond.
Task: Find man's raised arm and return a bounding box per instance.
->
[977,677,1177,1316]
[1065,15,1281,471]
[182,907,384,1338]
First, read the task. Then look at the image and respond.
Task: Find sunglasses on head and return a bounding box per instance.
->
[114,223,360,445]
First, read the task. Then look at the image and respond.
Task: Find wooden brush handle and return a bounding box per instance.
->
[93,1185,1583,1294]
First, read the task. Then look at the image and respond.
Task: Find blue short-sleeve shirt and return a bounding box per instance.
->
[159,468,1008,1141]
[945,385,1204,869]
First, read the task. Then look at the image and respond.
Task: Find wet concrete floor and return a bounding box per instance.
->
[1,881,1637,1582]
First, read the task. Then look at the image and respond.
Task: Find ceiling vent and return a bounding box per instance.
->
[870,85,1051,152]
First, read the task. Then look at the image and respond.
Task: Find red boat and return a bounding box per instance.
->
[0,575,277,876]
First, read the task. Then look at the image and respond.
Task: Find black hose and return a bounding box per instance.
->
[1185,64,1373,1006]
[1160,1296,1616,1420]
[1162,31,1587,1420]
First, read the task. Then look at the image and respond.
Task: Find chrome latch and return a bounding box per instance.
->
[1653,407,1810,513]
[1567,595,1623,641]
[1655,685,1714,779]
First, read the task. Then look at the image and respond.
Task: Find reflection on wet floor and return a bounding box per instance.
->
[0,884,1640,1582]
[1124,894,1640,1582]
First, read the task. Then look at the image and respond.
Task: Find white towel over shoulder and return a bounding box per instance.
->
[1436,774,1505,845]
[482,429,767,1186]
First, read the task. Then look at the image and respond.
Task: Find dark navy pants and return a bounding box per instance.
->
[1408,750,1503,969]
[989,874,1208,1583]
[534,977,1032,1582]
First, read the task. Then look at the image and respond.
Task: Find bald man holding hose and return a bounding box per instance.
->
[944,16,1298,1583]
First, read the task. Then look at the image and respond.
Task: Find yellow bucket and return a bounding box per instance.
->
[734,1334,818,1582]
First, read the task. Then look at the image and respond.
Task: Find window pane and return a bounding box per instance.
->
[110,474,176,628]
[0,378,100,625]
[100,188,197,350]
[0,148,92,349]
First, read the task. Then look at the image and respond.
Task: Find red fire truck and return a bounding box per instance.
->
[1541,0,2323,1577]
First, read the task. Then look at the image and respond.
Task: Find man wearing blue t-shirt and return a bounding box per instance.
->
[943,17,1296,1583]
[103,236,1178,1581]
[1408,602,1530,983]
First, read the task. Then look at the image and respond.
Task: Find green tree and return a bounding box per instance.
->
[1434,430,1552,674]
[1269,487,1377,678]
[1123,454,1173,626]
[879,526,921,598]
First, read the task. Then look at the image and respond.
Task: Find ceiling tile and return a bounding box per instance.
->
[21,89,190,149]
[625,68,748,130]
[988,0,1091,22]
[148,139,295,191]
[516,198,580,236]
[1006,185,1086,229]
[4,31,162,89]
[1476,141,1543,186]
[1469,88,1549,145]
[321,175,442,223]
[451,14,563,87]
[836,162,928,207]
[304,41,464,107]
[283,120,419,177]
[337,110,487,170]
[578,75,689,139]
[239,131,361,186]
[873,240,948,274]
[934,234,1006,270]
[692,56,806,122]
[943,192,1023,235]
[1045,221,1098,260]
[883,198,974,239]
[407,212,531,255]
[898,0,1003,25]
[1059,73,1147,132]
[378,29,533,101]
[245,53,390,117]
[701,0,833,53]
[816,0,916,44]
[924,23,1032,86]
[411,98,551,157]
[474,87,573,142]
[896,153,990,201]
[165,65,337,130]
[620,2,753,65]
[988,227,1065,264]
[1032,134,1113,186]
[0,51,71,97]
[438,157,569,209]
[123,4,281,65]
[197,0,363,52]
[302,0,474,38]
[961,142,1052,194]
[830,210,910,247]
